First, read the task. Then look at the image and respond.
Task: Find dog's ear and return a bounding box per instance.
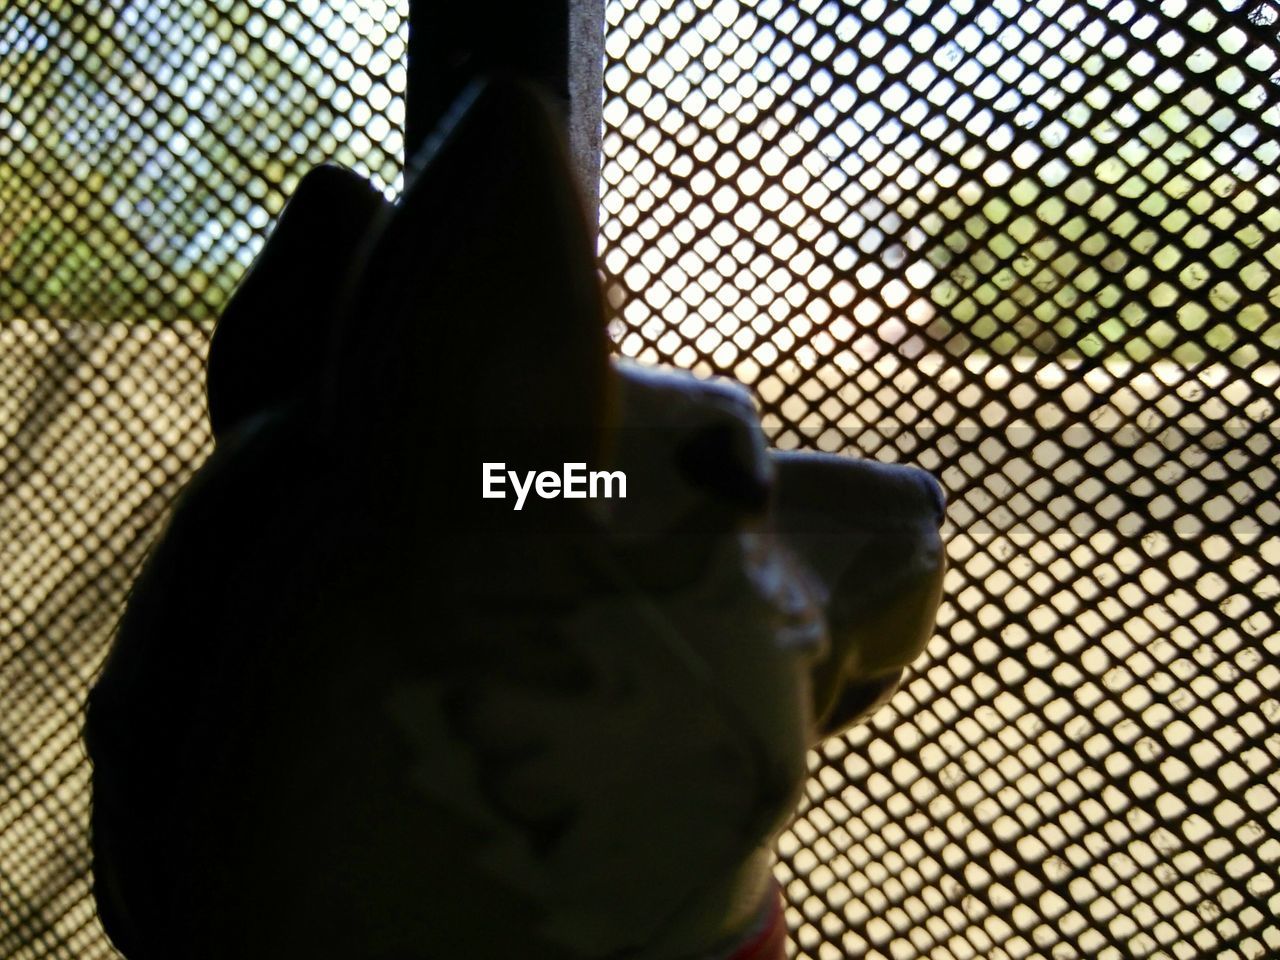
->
[329,78,611,473]
[206,165,387,439]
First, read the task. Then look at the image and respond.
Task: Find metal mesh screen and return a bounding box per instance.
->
[2,1,1278,958]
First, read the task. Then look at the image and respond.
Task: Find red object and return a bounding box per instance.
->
[723,884,788,960]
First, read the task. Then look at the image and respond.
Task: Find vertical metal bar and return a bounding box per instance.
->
[567,0,605,224]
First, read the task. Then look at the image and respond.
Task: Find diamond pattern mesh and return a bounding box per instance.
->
[2,1,1278,959]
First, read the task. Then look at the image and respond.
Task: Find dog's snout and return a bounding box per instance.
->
[771,450,948,719]
[771,451,945,532]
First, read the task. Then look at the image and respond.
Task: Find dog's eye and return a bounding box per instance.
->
[675,421,771,515]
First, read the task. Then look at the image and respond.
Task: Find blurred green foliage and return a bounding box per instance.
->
[0,0,405,325]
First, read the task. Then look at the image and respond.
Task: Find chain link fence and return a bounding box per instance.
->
[2,1,1278,958]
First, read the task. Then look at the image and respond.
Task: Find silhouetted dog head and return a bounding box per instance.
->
[86,79,944,960]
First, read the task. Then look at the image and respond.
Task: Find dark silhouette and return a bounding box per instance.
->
[85,79,944,960]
